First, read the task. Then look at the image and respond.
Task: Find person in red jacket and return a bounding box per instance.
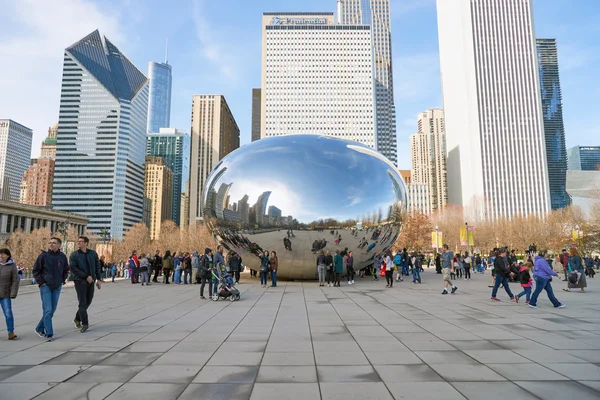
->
[559,249,569,281]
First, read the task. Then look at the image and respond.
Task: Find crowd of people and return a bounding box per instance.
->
[0,229,598,341]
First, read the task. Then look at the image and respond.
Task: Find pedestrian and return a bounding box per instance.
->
[110,263,117,282]
[270,251,278,287]
[129,251,139,284]
[463,252,471,280]
[490,247,517,302]
[229,252,241,284]
[0,248,19,340]
[192,251,200,284]
[182,252,192,284]
[198,248,213,299]
[385,252,394,287]
[162,250,173,284]
[529,249,565,309]
[69,236,102,333]
[317,250,326,286]
[173,252,181,284]
[139,253,150,286]
[412,252,422,284]
[401,248,409,277]
[516,262,533,304]
[325,250,334,286]
[333,249,343,287]
[213,246,225,289]
[393,251,403,281]
[259,251,269,288]
[441,244,457,295]
[152,250,162,282]
[33,237,69,341]
[564,247,587,293]
[347,251,355,285]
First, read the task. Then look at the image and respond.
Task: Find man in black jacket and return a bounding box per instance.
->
[152,250,162,283]
[69,236,102,333]
[491,247,516,302]
[33,237,69,341]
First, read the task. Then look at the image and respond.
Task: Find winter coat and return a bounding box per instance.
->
[162,255,174,270]
[568,255,584,273]
[519,267,532,287]
[33,250,69,290]
[0,260,18,299]
[69,249,101,281]
[334,254,344,273]
[269,256,278,272]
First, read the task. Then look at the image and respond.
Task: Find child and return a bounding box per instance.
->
[516,262,533,304]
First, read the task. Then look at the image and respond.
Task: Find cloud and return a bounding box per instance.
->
[192,0,239,82]
[0,0,124,157]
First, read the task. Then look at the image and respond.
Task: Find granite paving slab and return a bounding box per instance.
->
[319,382,394,400]
[178,383,253,400]
[450,382,539,400]
[194,366,259,383]
[32,382,122,400]
[514,381,600,400]
[104,383,186,400]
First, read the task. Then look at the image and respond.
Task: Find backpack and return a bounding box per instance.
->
[393,254,401,265]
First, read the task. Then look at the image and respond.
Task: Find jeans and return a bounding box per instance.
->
[183,269,191,284]
[463,266,471,279]
[347,266,355,281]
[174,269,181,283]
[124,269,130,279]
[260,271,267,285]
[529,276,561,307]
[74,280,95,326]
[401,261,409,276]
[412,267,421,283]
[36,284,62,337]
[161,268,170,283]
[111,270,116,282]
[477,264,484,273]
[386,270,393,286]
[317,264,326,283]
[199,276,212,297]
[491,275,514,299]
[271,271,277,286]
[517,286,532,302]
[0,298,14,333]
[140,271,149,284]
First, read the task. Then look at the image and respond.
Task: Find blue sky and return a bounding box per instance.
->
[0,0,598,170]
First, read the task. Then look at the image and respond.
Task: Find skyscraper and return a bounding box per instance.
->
[41,124,58,160]
[189,95,239,227]
[251,88,261,142]
[0,119,33,201]
[568,146,600,171]
[437,0,550,218]
[409,109,447,212]
[147,60,172,133]
[146,128,190,225]
[338,0,397,165]
[261,13,376,148]
[144,156,173,240]
[52,30,148,238]
[537,38,570,210]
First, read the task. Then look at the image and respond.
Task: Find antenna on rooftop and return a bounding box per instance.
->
[165,38,169,64]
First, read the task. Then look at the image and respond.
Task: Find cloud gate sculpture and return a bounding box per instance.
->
[201,135,407,280]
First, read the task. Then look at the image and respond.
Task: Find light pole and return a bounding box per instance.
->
[435,225,439,254]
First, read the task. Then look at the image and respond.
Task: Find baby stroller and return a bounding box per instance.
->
[211,267,241,302]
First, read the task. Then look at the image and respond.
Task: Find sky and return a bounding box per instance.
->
[0,0,598,170]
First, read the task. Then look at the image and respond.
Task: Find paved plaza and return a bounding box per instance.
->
[1,269,599,400]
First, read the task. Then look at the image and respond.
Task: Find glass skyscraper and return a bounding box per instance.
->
[537,38,570,210]
[52,30,148,239]
[146,128,190,226]
[147,61,172,133]
[338,0,397,165]
[568,146,600,171]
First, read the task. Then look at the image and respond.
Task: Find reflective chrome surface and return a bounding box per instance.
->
[202,135,407,280]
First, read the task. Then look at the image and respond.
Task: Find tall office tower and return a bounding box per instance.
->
[536,38,570,209]
[144,156,174,240]
[52,30,148,239]
[251,88,261,142]
[180,180,190,229]
[19,158,55,207]
[41,124,58,160]
[568,146,600,171]
[189,95,240,227]
[406,182,431,215]
[0,119,33,201]
[146,128,190,225]
[437,0,550,218]
[261,13,376,148]
[147,60,172,133]
[338,0,397,165]
[409,109,447,212]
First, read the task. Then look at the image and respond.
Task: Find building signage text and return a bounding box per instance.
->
[271,17,328,25]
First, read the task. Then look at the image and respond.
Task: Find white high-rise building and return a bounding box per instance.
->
[409,109,447,212]
[0,119,33,201]
[261,12,376,148]
[338,0,397,165]
[437,0,550,219]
